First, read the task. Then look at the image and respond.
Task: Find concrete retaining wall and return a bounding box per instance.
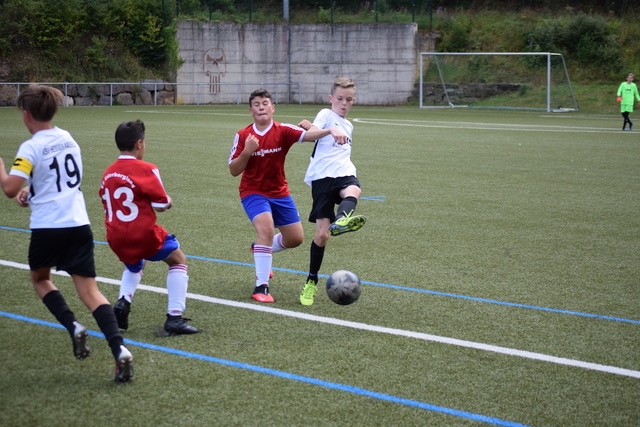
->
[0,23,439,107]
[176,21,434,106]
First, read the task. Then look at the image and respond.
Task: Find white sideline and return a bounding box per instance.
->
[351,118,623,133]
[1,258,638,379]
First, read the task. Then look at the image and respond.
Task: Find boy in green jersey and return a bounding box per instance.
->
[616,73,640,130]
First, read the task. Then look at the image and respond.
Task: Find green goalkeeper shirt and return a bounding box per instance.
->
[617,82,640,112]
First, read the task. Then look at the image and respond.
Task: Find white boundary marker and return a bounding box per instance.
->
[1,259,638,379]
[351,118,624,134]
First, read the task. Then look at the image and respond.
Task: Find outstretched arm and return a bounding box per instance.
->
[299,124,349,145]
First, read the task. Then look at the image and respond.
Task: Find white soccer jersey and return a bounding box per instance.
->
[10,127,90,229]
[303,108,356,186]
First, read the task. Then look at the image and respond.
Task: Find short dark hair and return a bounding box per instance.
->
[115,120,146,151]
[17,85,63,122]
[249,88,272,104]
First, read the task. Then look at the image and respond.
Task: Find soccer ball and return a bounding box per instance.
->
[326,270,361,305]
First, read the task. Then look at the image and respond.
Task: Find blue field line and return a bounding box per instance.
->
[362,282,640,325]
[0,225,30,233]
[1,225,638,325]
[359,195,386,201]
[187,256,640,326]
[0,310,530,427]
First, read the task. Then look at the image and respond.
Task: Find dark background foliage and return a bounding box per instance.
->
[0,0,636,83]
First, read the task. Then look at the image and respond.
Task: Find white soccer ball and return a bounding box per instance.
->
[326,270,361,305]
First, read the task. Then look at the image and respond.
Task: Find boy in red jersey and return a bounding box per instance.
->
[100,120,199,335]
[229,89,349,303]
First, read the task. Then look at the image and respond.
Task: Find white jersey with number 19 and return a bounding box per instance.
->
[10,127,90,229]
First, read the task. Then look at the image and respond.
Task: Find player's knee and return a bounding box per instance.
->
[344,185,361,198]
[165,249,187,266]
[314,231,330,247]
[286,235,304,248]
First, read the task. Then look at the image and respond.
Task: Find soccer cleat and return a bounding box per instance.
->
[114,345,134,383]
[72,321,91,360]
[251,285,274,303]
[164,315,200,335]
[113,297,131,331]
[250,243,274,278]
[329,212,366,236]
[299,280,318,306]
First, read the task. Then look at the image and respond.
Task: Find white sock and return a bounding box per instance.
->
[119,269,142,303]
[271,233,286,253]
[167,264,188,316]
[253,244,272,286]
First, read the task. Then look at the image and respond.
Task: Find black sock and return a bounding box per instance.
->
[42,290,77,335]
[92,304,124,359]
[336,196,358,220]
[308,241,325,282]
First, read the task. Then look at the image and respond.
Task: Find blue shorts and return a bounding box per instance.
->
[241,194,301,227]
[124,234,180,273]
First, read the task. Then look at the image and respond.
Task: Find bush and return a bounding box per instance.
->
[437,16,471,52]
[526,14,622,80]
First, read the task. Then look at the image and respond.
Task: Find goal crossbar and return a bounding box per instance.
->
[419,52,578,112]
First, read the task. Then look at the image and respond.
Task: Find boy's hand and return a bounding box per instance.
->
[330,129,350,145]
[245,134,260,153]
[298,120,312,130]
[16,187,29,207]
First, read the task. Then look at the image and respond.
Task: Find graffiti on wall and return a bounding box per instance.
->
[203,48,226,94]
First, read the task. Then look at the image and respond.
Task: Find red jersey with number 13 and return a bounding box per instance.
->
[99,155,170,264]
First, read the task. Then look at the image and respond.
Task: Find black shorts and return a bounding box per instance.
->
[308,176,361,223]
[29,225,97,277]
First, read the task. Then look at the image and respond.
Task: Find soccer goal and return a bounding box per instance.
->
[419,52,578,112]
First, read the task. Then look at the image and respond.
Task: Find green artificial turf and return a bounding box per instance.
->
[0,104,638,426]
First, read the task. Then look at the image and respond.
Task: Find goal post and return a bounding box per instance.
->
[419,52,579,112]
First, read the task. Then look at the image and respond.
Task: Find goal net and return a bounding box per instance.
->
[419,52,578,112]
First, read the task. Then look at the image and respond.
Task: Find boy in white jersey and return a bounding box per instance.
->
[0,85,133,382]
[229,88,348,303]
[297,77,366,306]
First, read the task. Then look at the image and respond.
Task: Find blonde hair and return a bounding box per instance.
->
[331,77,356,95]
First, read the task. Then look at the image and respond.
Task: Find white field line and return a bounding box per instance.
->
[1,258,638,379]
[124,109,622,133]
[351,117,623,133]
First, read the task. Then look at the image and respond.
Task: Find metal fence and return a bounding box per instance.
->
[0,81,302,107]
